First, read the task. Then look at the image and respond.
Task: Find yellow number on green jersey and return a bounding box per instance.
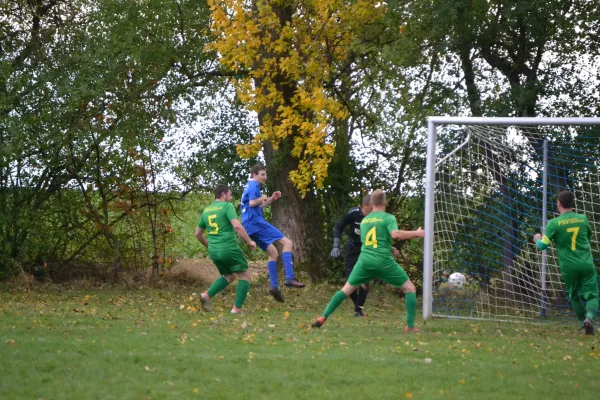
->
[567,227,579,251]
[365,226,378,248]
[208,214,219,235]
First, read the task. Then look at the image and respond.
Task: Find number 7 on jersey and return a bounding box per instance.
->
[567,227,579,250]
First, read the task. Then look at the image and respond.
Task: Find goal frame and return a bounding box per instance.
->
[423,116,600,320]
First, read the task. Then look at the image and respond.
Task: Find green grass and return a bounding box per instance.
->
[1,284,599,399]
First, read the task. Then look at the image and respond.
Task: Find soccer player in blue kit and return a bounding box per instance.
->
[241,164,305,302]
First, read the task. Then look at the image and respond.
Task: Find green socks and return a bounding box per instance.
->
[405,292,417,328]
[235,280,250,309]
[322,290,348,317]
[585,296,598,320]
[571,296,587,323]
[320,289,417,328]
[207,276,229,298]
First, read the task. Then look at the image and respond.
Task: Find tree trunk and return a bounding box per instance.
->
[262,139,326,281]
[249,1,327,281]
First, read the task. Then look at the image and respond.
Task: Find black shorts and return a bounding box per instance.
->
[345,252,360,278]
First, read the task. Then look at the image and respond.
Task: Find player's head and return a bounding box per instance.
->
[371,189,386,209]
[250,164,267,185]
[361,193,373,216]
[215,184,232,201]
[557,190,575,212]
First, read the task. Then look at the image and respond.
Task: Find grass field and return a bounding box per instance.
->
[1,283,599,399]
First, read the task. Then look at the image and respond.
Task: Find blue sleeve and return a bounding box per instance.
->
[249,181,262,201]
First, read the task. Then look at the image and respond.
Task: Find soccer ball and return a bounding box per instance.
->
[448,272,466,289]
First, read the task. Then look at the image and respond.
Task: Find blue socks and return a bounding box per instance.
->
[282,252,294,281]
[268,253,295,287]
[267,261,278,288]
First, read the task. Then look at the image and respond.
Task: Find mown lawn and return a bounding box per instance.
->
[1,283,599,399]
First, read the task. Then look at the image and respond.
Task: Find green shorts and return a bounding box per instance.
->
[208,248,248,276]
[347,256,409,288]
[561,267,598,302]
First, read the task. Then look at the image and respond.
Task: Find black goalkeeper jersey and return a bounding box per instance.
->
[333,207,365,256]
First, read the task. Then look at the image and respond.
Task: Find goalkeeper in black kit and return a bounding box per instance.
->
[330,194,374,317]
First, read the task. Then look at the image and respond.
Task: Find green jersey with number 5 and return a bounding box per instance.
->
[197,201,240,252]
[359,211,397,263]
[541,211,594,270]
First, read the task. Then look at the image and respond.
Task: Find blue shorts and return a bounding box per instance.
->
[243,219,284,251]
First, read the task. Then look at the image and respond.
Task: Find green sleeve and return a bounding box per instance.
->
[541,219,556,244]
[587,217,592,241]
[386,214,398,234]
[225,203,238,222]
[197,213,206,230]
[536,239,548,251]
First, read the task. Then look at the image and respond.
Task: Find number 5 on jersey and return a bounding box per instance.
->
[208,214,219,235]
[365,226,378,248]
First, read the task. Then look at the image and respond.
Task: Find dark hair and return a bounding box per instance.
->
[371,190,386,207]
[250,164,266,177]
[558,190,575,209]
[362,194,372,206]
[215,184,230,199]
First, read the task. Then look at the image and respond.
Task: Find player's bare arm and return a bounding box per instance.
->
[249,194,268,207]
[392,227,425,241]
[231,219,257,250]
[260,191,281,208]
[194,227,208,248]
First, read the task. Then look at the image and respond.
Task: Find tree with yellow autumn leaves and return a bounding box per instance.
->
[208,0,386,275]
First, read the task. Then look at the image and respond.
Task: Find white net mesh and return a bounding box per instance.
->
[432,124,600,321]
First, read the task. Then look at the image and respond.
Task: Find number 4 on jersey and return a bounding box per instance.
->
[365,226,378,248]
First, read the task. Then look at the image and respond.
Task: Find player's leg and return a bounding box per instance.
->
[356,283,370,316]
[344,253,363,316]
[399,280,418,332]
[378,261,418,332]
[312,261,370,328]
[278,236,305,288]
[201,273,236,312]
[200,251,236,311]
[260,243,284,302]
[580,268,598,335]
[252,220,305,294]
[311,282,359,328]
[231,270,251,314]
[562,270,586,328]
[229,250,251,314]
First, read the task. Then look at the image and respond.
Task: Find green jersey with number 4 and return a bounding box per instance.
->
[359,211,397,262]
[197,201,240,252]
[541,211,594,270]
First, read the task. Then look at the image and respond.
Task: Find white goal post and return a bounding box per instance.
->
[423,117,600,321]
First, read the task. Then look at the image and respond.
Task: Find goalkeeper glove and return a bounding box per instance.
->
[329,237,341,258]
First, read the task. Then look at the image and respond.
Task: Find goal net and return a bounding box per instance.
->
[423,117,600,322]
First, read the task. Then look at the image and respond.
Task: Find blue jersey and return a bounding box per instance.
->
[241,180,264,224]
